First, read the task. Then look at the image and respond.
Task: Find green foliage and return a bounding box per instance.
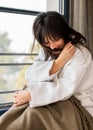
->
[0,32,11,52]
[0,31,40,102]
[0,31,14,92]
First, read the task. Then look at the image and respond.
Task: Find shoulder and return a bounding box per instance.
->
[71,45,92,65]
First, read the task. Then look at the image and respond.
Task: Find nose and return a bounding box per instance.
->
[50,43,56,50]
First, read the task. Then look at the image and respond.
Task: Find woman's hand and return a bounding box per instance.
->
[13,90,31,107]
[49,42,76,75]
[56,42,76,64]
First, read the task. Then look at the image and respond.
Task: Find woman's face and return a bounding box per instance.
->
[43,38,65,55]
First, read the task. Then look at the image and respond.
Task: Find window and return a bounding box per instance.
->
[0,12,38,103]
[0,0,47,104]
[0,0,65,104]
[0,0,47,11]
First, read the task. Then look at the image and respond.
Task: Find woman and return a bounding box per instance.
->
[0,11,93,130]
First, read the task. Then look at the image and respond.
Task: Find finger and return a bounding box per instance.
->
[14,99,18,104]
[14,90,23,97]
[14,101,24,107]
[69,45,76,51]
[64,43,73,49]
[14,91,19,97]
[67,44,76,51]
[69,47,76,55]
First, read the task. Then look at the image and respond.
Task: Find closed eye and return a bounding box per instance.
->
[43,42,50,47]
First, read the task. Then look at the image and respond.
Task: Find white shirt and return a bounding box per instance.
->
[25,46,93,116]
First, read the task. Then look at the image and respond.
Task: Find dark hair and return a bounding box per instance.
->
[33,11,87,59]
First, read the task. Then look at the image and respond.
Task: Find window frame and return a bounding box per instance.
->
[0,6,41,66]
[0,5,42,111]
[0,0,69,114]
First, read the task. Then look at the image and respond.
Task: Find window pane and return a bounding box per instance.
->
[0,12,40,103]
[0,65,29,91]
[0,93,14,103]
[0,65,30,103]
[0,12,37,53]
[0,0,46,11]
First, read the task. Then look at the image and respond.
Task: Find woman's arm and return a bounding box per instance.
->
[49,43,76,74]
[25,49,56,82]
[27,47,92,107]
[13,43,76,107]
[25,43,76,82]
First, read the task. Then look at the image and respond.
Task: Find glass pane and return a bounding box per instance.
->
[0,65,30,103]
[0,65,30,91]
[0,93,14,103]
[0,12,39,53]
[0,12,41,103]
[0,0,46,11]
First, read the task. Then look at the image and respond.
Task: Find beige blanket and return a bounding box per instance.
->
[0,96,93,130]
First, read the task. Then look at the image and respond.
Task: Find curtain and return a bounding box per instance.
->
[69,0,93,56]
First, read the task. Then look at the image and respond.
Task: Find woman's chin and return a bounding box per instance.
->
[52,51,61,59]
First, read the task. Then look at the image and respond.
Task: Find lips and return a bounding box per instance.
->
[52,50,61,54]
[51,47,63,54]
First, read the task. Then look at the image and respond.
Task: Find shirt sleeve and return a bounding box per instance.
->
[25,48,59,82]
[26,47,92,107]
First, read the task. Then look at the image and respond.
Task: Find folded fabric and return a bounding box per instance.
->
[0,96,93,130]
